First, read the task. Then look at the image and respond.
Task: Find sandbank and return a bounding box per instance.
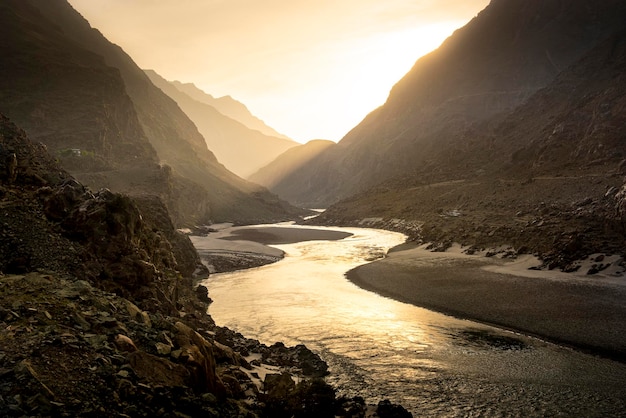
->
[191,225,352,273]
[347,243,626,361]
[218,226,352,245]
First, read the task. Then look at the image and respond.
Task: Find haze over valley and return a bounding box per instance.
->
[1,1,626,416]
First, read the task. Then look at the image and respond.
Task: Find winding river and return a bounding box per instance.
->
[198,225,626,417]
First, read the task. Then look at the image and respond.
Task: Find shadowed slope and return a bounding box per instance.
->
[249,139,337,207]
[317,28,626,267]
[0,0,306,225]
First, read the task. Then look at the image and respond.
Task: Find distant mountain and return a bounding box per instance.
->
[169,80,291,140]
[145,70,297,178]
[315,19,626,267]
[0,0,305,225]
[249,140,337,207]
[270,0,626,208]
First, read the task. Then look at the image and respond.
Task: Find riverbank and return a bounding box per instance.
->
[347,243,626,361]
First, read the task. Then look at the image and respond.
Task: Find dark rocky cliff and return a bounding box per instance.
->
[0,0,158,172]
[0,0,306,226]
[0,112,203,298]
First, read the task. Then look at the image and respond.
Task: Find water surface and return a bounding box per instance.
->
[199,225,626,416]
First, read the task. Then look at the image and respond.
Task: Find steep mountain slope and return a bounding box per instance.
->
[0,1,158,172]
[274,0,626,207]
[170,79,291,140]
[0,0,304,225]
[145,70,297,178]
[249,140,337,207]
[317,28,626,267]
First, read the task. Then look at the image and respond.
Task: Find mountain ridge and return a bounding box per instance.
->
[249,139,337,207]
[169,79,291,140]
[145,69,298,178]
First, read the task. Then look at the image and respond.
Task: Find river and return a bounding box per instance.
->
[198,224,626,417]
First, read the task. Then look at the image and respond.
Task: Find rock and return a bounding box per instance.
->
[337,396,367,418]
[194,285,211,304]
[172,321,225,396]
[212,340,239,366]
[293,378,337,417]
[2,152,17,184]
[262,342,328,377]
[263,372,295,400]
[155,342,172,356]
[127,351,189,387]
[294,344,329,377]
[42,179,90,221]
[14,360,54,399]
[220,374,245,398]
[125,301,152,328]
[376,399,413,418]
[114,334,137,353]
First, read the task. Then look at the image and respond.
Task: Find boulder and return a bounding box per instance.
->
[127,351,188,387]
[376,399,413,418]
[264,372,295,400]
[172,321,225,396]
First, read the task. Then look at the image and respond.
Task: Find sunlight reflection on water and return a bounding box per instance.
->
[200,225,626,416]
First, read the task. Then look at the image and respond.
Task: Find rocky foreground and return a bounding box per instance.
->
[0,114,412,416]
[1,271,402,417]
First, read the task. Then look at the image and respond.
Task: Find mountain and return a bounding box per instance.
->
[169,79,291,140]
[249,140,337,207]
[315,23,626,268]
[268,0,626,208]
[145,70,298,178]
[0,0,305,226]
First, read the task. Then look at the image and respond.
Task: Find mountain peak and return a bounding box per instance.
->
[166,78,292,140]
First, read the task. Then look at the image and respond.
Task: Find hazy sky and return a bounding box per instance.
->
[68,0,490,143]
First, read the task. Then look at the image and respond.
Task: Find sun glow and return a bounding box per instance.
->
[67,0,489,143]
[237,22,465,143]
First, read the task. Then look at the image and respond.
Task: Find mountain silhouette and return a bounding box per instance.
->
[169,80,291,140]
[145,70,297,178]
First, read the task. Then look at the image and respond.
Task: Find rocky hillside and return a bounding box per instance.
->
[0,0,305,226]
[145,70,297,179]
[0,112,204,296]
[266,0,626,208]
[315,27,626,270]
[0,114,411,416]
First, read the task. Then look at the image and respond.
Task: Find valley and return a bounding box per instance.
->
[1,0,626,416]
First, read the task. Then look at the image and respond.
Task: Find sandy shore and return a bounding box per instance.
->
[348,243,626,361]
